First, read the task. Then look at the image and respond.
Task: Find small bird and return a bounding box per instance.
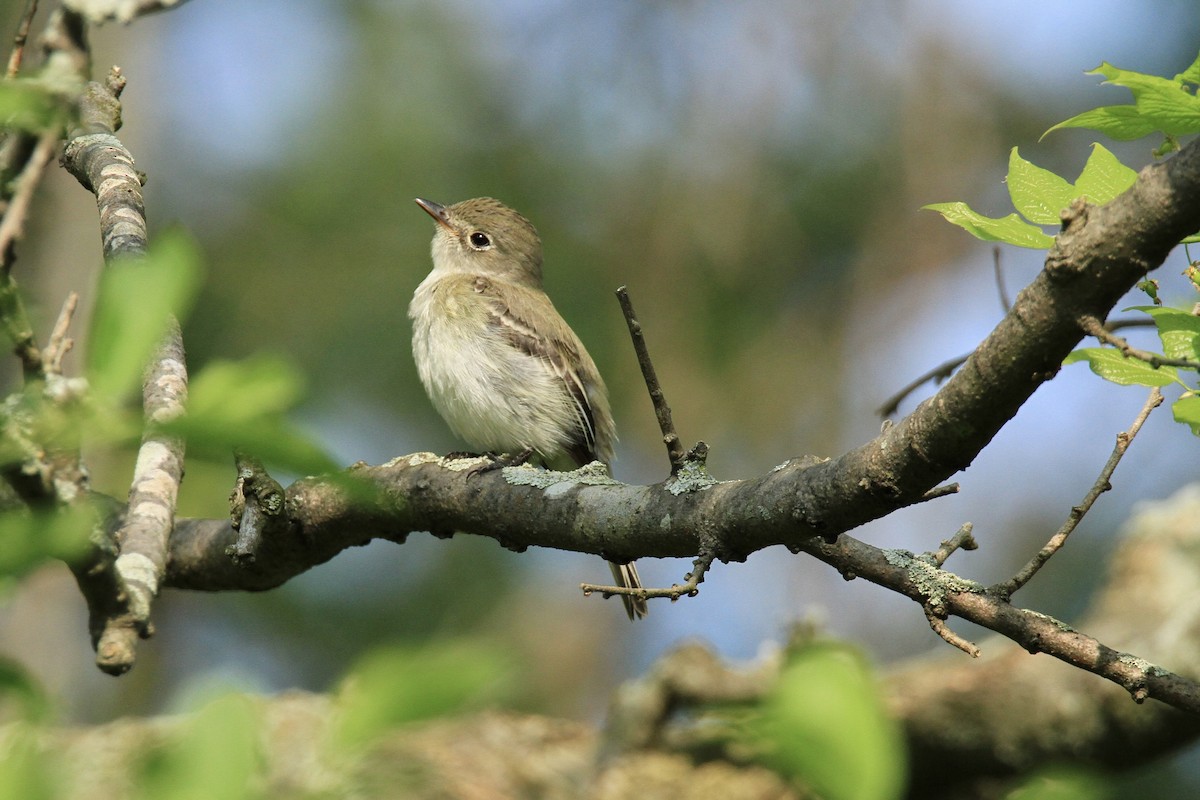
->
[409,196,647,620]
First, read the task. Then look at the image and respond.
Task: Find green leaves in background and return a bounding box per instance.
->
[0,504,94,586]
[1005,767,1111,800]
[84,230,335,475]
[924,144,1135,250]
[1045,52,1200,141]
[135,693,263,800]
[0,723,57,800]
[930,51,1200,249]
[1064,305,1200,435]
[0,663,56,799]
[161,355,337,476]
[741,642,905,800]
[86,231,203,403]
[334,640,516,750]
[0,80,72,133]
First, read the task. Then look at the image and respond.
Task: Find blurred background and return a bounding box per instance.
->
[2,0,1199,792]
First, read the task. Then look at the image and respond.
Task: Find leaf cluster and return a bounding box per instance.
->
[927,51,1200,436]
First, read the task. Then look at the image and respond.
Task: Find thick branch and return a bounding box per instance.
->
[892,484,1200,796]
[157,141,1200,702]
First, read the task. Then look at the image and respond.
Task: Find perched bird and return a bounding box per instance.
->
[408,196,647,620]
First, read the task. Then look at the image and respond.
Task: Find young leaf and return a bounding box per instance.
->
[1006,147,1076,225]
[1045,56,1200,139]
[160,356,338,476]
[0,505,94,582]
[1176,51,1200,86]
[1125,305,1200,362]
[743,643,906,800]
[136,693,262,800]
[1063,348,1178,387]
[1074,144,1138,204]
[334,640,516,750]
[86,231,203,403]
[1172,394,1200,436]
[1044,105,1161,141]
[921,202,1054,249]
[0,81,69,132]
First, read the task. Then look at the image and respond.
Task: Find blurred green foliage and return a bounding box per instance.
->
[738,641,906,800]
[333,638,518,749]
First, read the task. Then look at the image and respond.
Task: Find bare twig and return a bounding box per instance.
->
[0,129,59,270]
[5,0,38,78]
[878,315,1169,419]
[616,286,686,473]
[877,354,969,418]
[42,291,78,375]
[992,246,1011,313]
[227,451,286,565]
[1080,314,1200,370]
[991,387,1163,599]
[582,551,714,604]
[923,604,980,658]
[925,522,977,568]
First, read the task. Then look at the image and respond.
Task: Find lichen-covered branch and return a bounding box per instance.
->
[93,320,187,674]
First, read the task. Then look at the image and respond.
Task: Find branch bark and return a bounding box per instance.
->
[145,136,1200,709]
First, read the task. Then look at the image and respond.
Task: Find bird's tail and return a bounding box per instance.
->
[608,560,648,620]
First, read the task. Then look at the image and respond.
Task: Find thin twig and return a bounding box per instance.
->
[991,387,1163,599]
[992,246,1011,313]
[1080,314,1200,371]
[616,286,686,473]
[42,291,78,375]
[5,0,38,78]
[582,551,714,604]
[920,483,960,503]
[227,451,285,565]
[923,604,981,658]
[877,354,969,418]
[0,129,58,271]
[878,316,1165,419]
[925,522,977,568]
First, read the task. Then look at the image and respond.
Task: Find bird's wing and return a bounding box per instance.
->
[473,276,601,465]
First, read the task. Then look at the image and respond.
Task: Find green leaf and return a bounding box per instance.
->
[1006,766,1111,800]
[160,356,337,475]
[1125,305,1200,362]
[0,81,68,132]
[186,356,304,423]
[0,505,94,582]
[1134,87,1200,136]
[1092,61,1181,95]
[1044,105,1161,141]
[1046,58,1200,140]
[1073,144,1138,204]
[86,231,203,403]
[1006,147,1077,225]
[744,642,905,800]
[136,693,262,800]
[1063,348,1178,387]
[335,640,516,750]
[922,202,1054,249]
[1173,394,1200,436]
[1175,51,1200,85]
[0,660,52,724]
[0,724,57,800]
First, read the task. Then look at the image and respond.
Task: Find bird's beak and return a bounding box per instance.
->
[415,198,455,232]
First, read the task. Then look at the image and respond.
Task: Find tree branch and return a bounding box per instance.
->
[992,386,1163,598]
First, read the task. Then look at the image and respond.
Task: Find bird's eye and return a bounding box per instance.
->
[468,232,491,249]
